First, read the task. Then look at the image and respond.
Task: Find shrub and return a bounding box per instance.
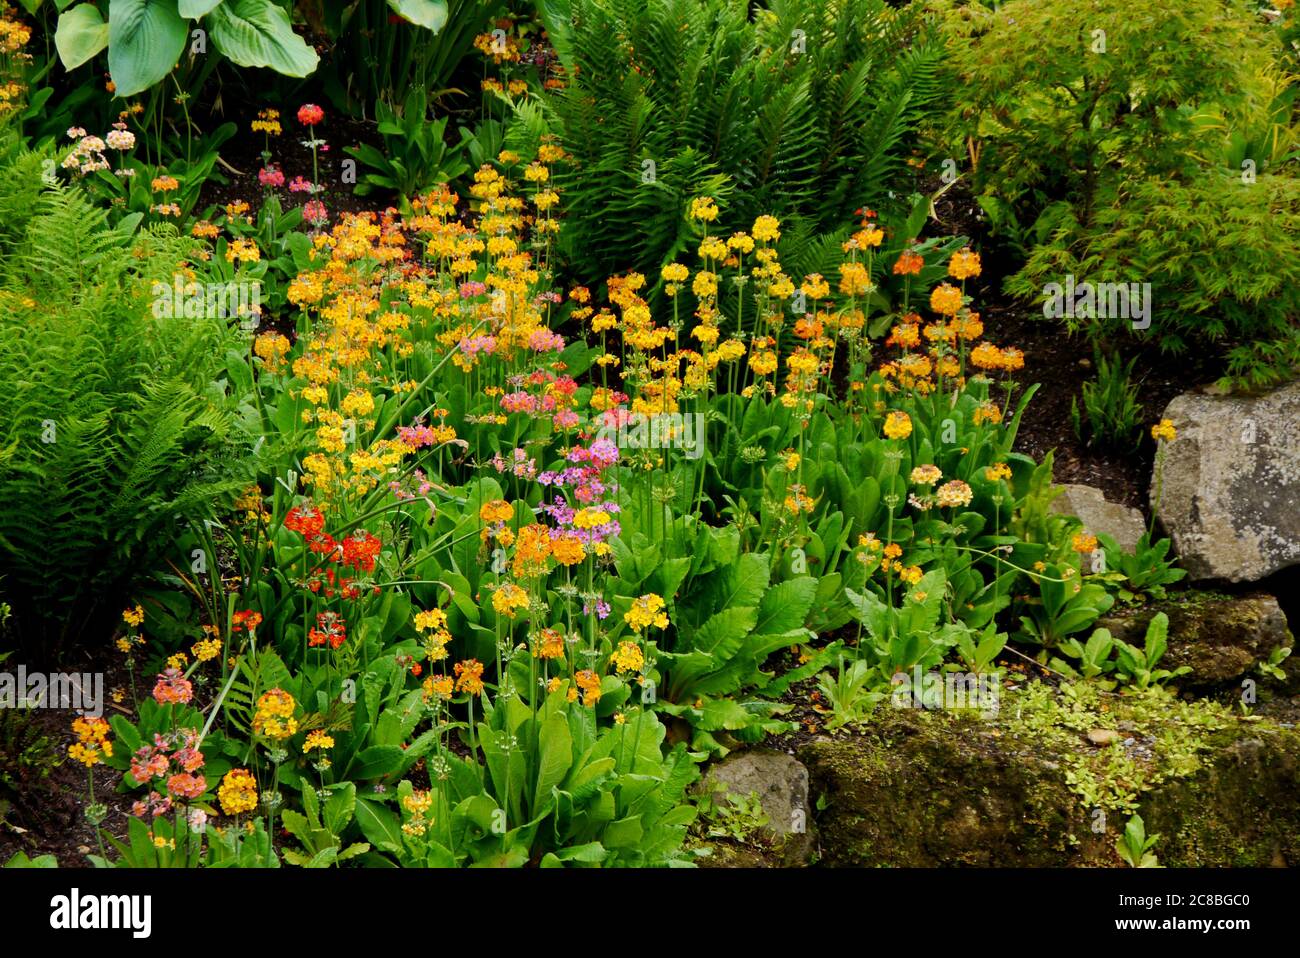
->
[941,0,1299,385]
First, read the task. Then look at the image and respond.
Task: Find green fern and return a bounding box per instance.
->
[523,0,948,284]
[0,175,252,655]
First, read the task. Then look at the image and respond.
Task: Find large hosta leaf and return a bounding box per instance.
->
[178,0,221,16]
[107,0,189,97]
[55,4,110,70]
[386,0,447,31]
[208,0,319,76]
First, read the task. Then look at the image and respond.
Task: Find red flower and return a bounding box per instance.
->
[341,530,382,573]
[307,611,347,650]
[297,103,325,126]
[232,610,263,634]
[285,505,325,537]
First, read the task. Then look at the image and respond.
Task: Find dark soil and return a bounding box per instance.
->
[926,177,1225,513]
[0,645,138,868]
[194,106,392,224]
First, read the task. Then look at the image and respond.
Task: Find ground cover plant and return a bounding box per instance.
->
[0,0,1297,876]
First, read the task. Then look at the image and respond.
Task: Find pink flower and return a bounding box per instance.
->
[258,165,285,188]
[303,199,328,226]
[152,667,193,706]
[289,175,315,193]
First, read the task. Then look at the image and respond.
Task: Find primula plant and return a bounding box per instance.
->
[0,0,1293,887]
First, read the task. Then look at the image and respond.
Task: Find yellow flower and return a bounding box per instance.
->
[218,769,259,815]
[1072,532,1099,554]
[252,688,298,740]
[883,411,912,440]
[610,641,645,675]
[929,282,963,316]
[414,608,449,633]
[948,248,982,280]
[688,197,719,222]
[492,583,529,618]
[935,479,973,508]
[662,262,689,283]
[574,669,602,706]
[1151,419,1177,442]
[752,215,780,242]
[304,730,335,752]
[910,464,942,485]
[898,565,923,585]
[123,605,145,628]
[624,593,669,632]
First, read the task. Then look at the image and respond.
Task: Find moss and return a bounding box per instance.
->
[800,680,1300,867]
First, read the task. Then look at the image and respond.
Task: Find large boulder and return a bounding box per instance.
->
[1049,483,1147,553]
[800,684,1300,867]
[1152,381,1300,582]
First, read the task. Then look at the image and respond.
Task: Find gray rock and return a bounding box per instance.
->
[1151,381,1300,582]
[699,749,814,866]
[1049,483,1147,553]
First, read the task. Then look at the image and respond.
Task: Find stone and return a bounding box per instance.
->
[1049,483,1147,553]
[800,688,1300,866]
[1151,380,1300,582]
[698,749,814,866]
[1087,729,1120,745]
[1097,591,1293,688]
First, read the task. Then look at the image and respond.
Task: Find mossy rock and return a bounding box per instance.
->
[1098,591,1294,691]
[800,681,1300,867]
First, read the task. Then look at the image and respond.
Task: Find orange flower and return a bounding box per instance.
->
[454,659,485,696]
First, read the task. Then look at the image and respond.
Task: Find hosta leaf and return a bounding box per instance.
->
[208,0,319,77]
[107,0,189,98]
[55,4,110,69]
[386,0,448,31]
[178,0,221,16]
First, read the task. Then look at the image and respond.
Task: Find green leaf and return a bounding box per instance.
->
[602,815,644,849]
[698,697,754,731]
[534,714,573,812]
[207,0,319,76]
[690,606,757,655]
[353,798,403,853]
[55,4,110,69]
[178,0,221,16]
[107,0,189,97]
[323,782,356,835]
[386,0,447,32]
[754,576,817,635]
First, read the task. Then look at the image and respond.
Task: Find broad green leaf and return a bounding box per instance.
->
[353,798,403,853]
[107,0,189,97]
[55,4,110,69]
[754,576,817,635]
[386,0,447,31]
[534,714,573,812]
[208,0,319,76]
[178,0,221,15]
